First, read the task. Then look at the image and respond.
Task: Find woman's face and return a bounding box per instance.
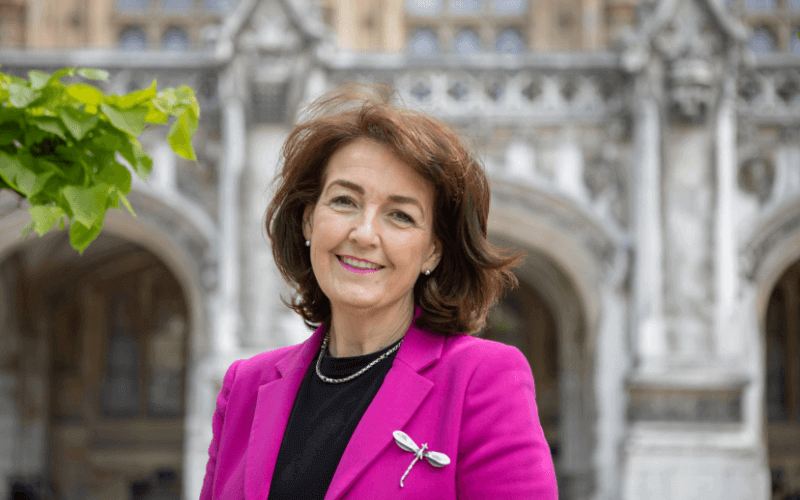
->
[303,138,441,317]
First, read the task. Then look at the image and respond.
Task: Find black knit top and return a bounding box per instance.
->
[267,336,402,500]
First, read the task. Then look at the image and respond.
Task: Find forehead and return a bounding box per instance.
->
[322,139,434,201]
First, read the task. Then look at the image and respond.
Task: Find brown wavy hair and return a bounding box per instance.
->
[265,84,523,335]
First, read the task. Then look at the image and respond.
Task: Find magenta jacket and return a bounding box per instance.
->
[200,312,558,499]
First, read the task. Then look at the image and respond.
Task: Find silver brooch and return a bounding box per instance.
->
[393,430,451,487]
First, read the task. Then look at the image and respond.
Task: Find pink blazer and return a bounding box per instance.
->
[200,313,558,499]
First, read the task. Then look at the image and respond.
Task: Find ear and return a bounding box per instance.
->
[422,235,442,274]
[302,204,314,242]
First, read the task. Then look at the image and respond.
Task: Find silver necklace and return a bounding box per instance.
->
[315,332,403,384]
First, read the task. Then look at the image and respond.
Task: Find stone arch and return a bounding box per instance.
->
[742,199,800,499]
[0,188,215,362]
[487,180,626,500]
[0,187,216,497]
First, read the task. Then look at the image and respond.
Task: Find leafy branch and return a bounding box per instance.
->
[0,66,200,253]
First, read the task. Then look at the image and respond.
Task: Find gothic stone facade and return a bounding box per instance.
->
[1,0,800,498]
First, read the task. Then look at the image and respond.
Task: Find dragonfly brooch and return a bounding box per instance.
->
[393,430,451,487]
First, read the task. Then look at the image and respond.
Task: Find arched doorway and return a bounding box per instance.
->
[481,278,560,453]
[765,259,800,500]
[1,232,190,499]
[480,244,595,500]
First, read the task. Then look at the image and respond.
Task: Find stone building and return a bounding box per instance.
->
[1,0,800,498]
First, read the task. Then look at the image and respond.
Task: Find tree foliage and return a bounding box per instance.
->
[0,66,200,253]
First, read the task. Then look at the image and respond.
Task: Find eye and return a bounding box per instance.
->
[392,211,415,224]
[331,196,354,206]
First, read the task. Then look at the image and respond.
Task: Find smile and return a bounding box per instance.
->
[337,255,384,273]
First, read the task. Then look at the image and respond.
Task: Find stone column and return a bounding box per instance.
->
[714,74,740,361]
[214,60,247,355]
[632,90,666,369]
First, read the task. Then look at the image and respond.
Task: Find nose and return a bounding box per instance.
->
[349,206,380,246]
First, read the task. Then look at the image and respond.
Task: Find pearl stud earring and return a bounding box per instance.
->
[424,270,431,276]
[305,240,310,247]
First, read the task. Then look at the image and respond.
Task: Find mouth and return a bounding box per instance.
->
[337,255,384,273]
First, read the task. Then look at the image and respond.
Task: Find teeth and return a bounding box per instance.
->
[340,256,382,270]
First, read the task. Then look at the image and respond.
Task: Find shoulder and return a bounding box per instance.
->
[441,333,530,373]
[223,343,305,390]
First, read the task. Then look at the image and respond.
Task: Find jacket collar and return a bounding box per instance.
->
[245,306,446,500]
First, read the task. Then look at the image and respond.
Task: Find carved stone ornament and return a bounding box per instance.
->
[656,0,725,125]
[621,0,747,125]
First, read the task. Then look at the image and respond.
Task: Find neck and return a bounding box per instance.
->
[327,297,414,357]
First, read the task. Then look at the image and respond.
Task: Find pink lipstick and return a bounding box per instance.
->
[337,256,382,274]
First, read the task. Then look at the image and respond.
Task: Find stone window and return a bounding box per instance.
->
[408,27,440,56]
[750,25,778,53]
[162,26,189,51]
[204,0,234,9]
[162,0,192,10]
[496,27,525,53]
[112,0,230,52]
[405,0,528,54]
[454,27,481,54]
[101,292,142,418]
[732,0,800,53]
[119,25,148,50]
[406,0,443,16]
[117,0,150,11]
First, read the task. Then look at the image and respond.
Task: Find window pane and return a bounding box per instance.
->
[744,0,776,9]
[492,0,526,13]
[791,0,800,8]
[204,0,234,9]
[406,0,442,15]
[119,26,147,51]
[452,0,481,13]
[454,28,481,55]
[117,0,149,10]
[101,292,141,418]
[163,27,189,51]
[496,28,525,54]
[750,27,776,54]
[409,28,439,56]
[792,29,800,54]
[162,0,192,10]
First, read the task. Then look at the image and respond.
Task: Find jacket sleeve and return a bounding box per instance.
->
[455,343,558,499]
[199,359,241,500]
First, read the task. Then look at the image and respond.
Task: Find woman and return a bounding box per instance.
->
[200,86,558,499]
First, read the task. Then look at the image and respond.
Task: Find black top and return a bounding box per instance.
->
[267,335,402,500]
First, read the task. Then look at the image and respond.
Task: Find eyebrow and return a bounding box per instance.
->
[326,179,424,212]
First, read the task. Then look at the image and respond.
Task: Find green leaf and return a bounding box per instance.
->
[67,83,105,106]
[100,103,147,137]
[96,160,132,194]
[117,188,136,216]
[32,117,68,141]
[168,111,197,161]
[132,143,153,180]
[20,220,35,238]
[28,70,50,91]
[77,68,109,81]
[117,80,157,109]
[8,83,36,108]
[60,107,99,140]
[0,152,36,196]
[61,183,110,227]
[0,121,21,146]
[28,204,65,236]
[47,68,75,85]
[69,218,104,254]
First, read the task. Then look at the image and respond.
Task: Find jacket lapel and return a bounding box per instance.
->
[324,316,445,500]
[245,324,325,500]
